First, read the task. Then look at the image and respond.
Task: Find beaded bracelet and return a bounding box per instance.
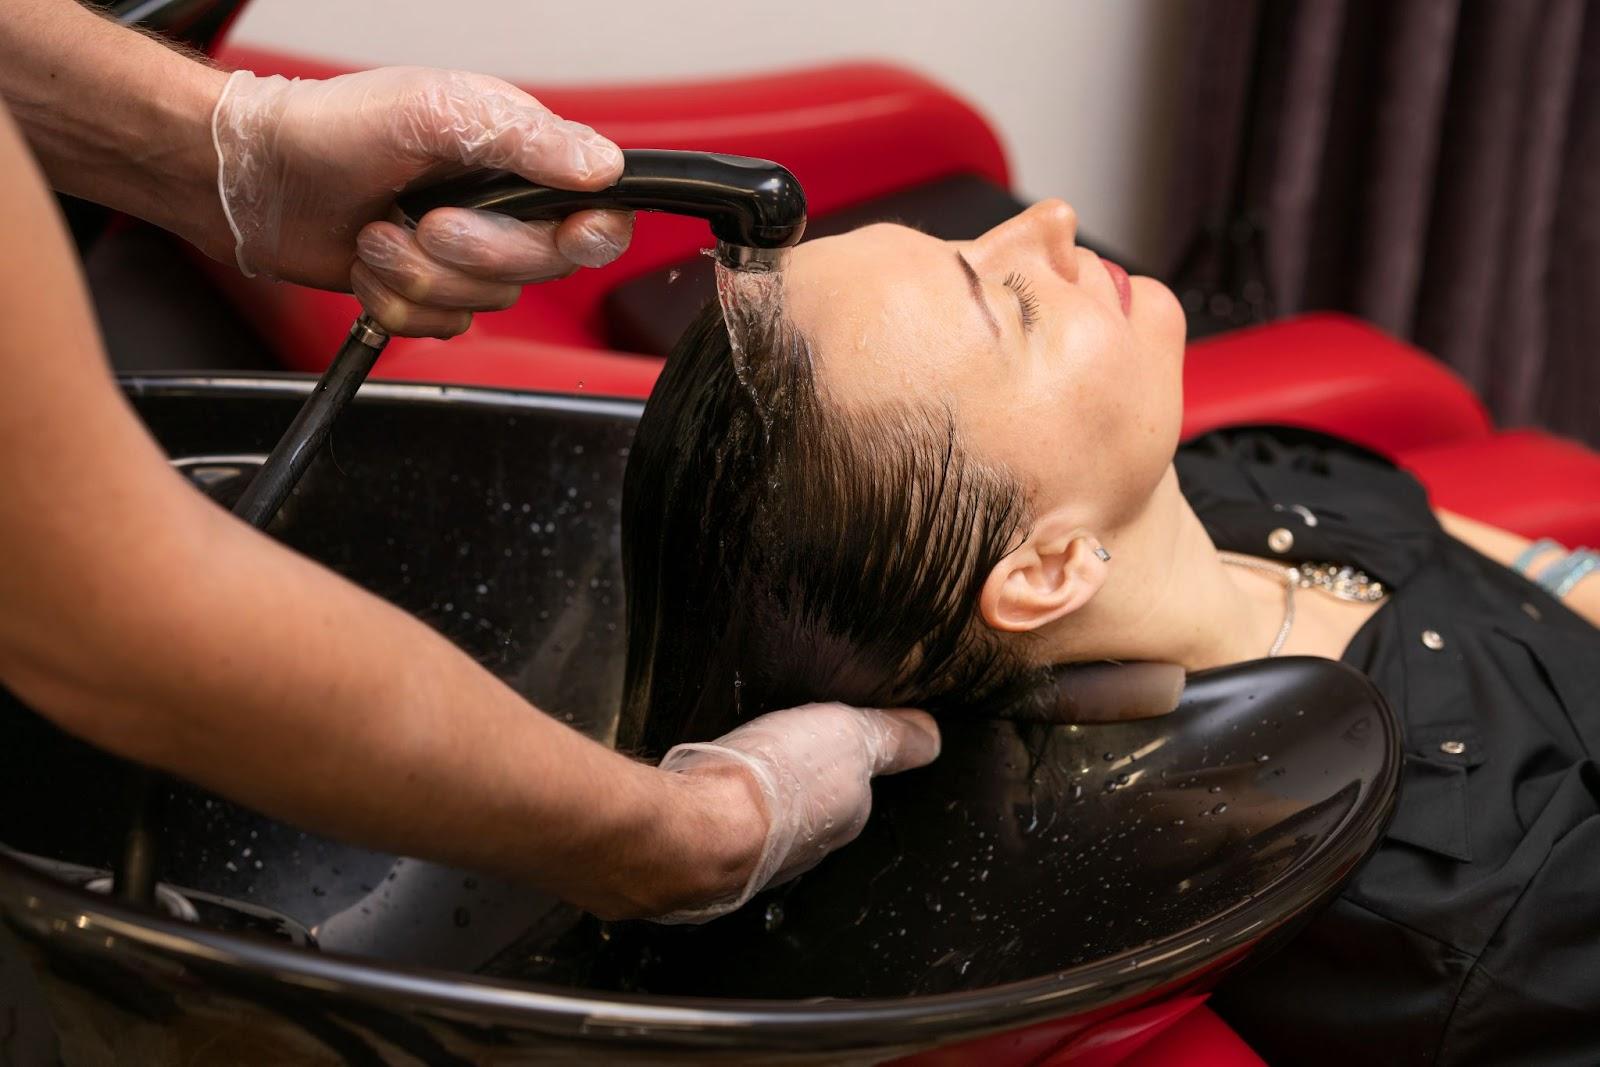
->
[1536,548,1600,599]
[1512,538,1564,575]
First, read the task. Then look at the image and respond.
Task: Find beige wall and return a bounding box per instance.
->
[231,0,1190,267]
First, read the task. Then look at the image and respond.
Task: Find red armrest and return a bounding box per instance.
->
[1399,429,1600,546]
[1183,313,1492,454]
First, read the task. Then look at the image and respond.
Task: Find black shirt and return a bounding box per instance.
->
[1178,429,1600,1067]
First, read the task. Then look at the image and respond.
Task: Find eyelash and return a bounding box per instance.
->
[1002,272,1040,332]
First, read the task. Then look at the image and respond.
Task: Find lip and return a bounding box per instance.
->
[1099,256,1133,316]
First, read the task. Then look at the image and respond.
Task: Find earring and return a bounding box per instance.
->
[1093,546,1112,562]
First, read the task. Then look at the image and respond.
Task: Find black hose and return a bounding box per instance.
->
[113,316,391,905]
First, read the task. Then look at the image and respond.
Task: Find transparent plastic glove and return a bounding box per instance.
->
[211,67,634,338]
[653,703,941,924]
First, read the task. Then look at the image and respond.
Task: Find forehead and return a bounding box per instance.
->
[783,224,982,409]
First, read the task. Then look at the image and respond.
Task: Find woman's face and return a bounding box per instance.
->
[783,200,1186,528]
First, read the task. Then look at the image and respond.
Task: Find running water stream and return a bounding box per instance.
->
[710,250,791,430]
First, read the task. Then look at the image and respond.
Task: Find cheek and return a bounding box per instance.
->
[953,296,1181,520]
[1048,309,1148,436]
[1035,309,1177,520]
[1132,276,1186,342]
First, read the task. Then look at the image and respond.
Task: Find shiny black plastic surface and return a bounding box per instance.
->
[394,149,808,249]
[0,377,1399,1063]
[508,656,1395,998]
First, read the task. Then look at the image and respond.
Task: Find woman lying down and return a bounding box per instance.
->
[619,201,1600,1064]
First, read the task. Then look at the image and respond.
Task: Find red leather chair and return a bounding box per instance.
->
[1181,313,1492,452]
[183,37,1599,1067]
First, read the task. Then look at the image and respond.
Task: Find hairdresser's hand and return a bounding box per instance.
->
[650,703,941,924]
[210,67,634,337]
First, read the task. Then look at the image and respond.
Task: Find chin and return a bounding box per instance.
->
[1132,276,1187,344]
[1129,278,1187,434]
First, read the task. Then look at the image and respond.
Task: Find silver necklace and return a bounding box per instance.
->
[1217,552,1388,657]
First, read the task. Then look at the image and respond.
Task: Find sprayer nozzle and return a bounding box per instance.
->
[715,243,790,273]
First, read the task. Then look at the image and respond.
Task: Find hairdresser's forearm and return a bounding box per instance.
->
[0,0,231,259]
[0,91,757,920]
[3,502,762,918]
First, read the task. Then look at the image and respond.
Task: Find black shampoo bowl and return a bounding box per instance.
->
[0,376,1400,1064]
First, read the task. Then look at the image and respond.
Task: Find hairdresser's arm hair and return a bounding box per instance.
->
[0,0,239,264]
[1436,509,1600,628]
[0,102,761,918]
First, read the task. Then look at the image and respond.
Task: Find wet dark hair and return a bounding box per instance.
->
[619,296,1042,755]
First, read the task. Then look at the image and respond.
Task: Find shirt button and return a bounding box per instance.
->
[1268,528,1295,553]
[1421,629,1446,651]
[1439,740,1466,756]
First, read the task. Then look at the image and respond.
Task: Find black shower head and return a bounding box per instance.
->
[393,149,807,270]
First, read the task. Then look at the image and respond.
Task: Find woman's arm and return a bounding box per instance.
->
[1436,509,1600,627]
[0,101,757,918]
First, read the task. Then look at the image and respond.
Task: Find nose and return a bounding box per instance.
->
[975,198,1079,281]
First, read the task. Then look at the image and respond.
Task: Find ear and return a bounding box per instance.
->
[978,512,1109,634]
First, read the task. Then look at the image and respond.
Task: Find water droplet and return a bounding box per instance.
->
[1212,802,1229,815]
[763,902,785,932]
[452,907,471,928]
[1256,754,1271,763]
[1102,752,1116,761]
[1209,786,1222,794]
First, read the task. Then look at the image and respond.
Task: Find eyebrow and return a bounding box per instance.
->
[956,252,1001,339]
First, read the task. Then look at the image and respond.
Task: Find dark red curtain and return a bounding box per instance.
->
[1166,0,1600,446]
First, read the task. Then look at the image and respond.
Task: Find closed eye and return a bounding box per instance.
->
[1003,272,1040,332]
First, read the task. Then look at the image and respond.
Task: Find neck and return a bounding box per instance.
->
[1038,465,1282,670]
